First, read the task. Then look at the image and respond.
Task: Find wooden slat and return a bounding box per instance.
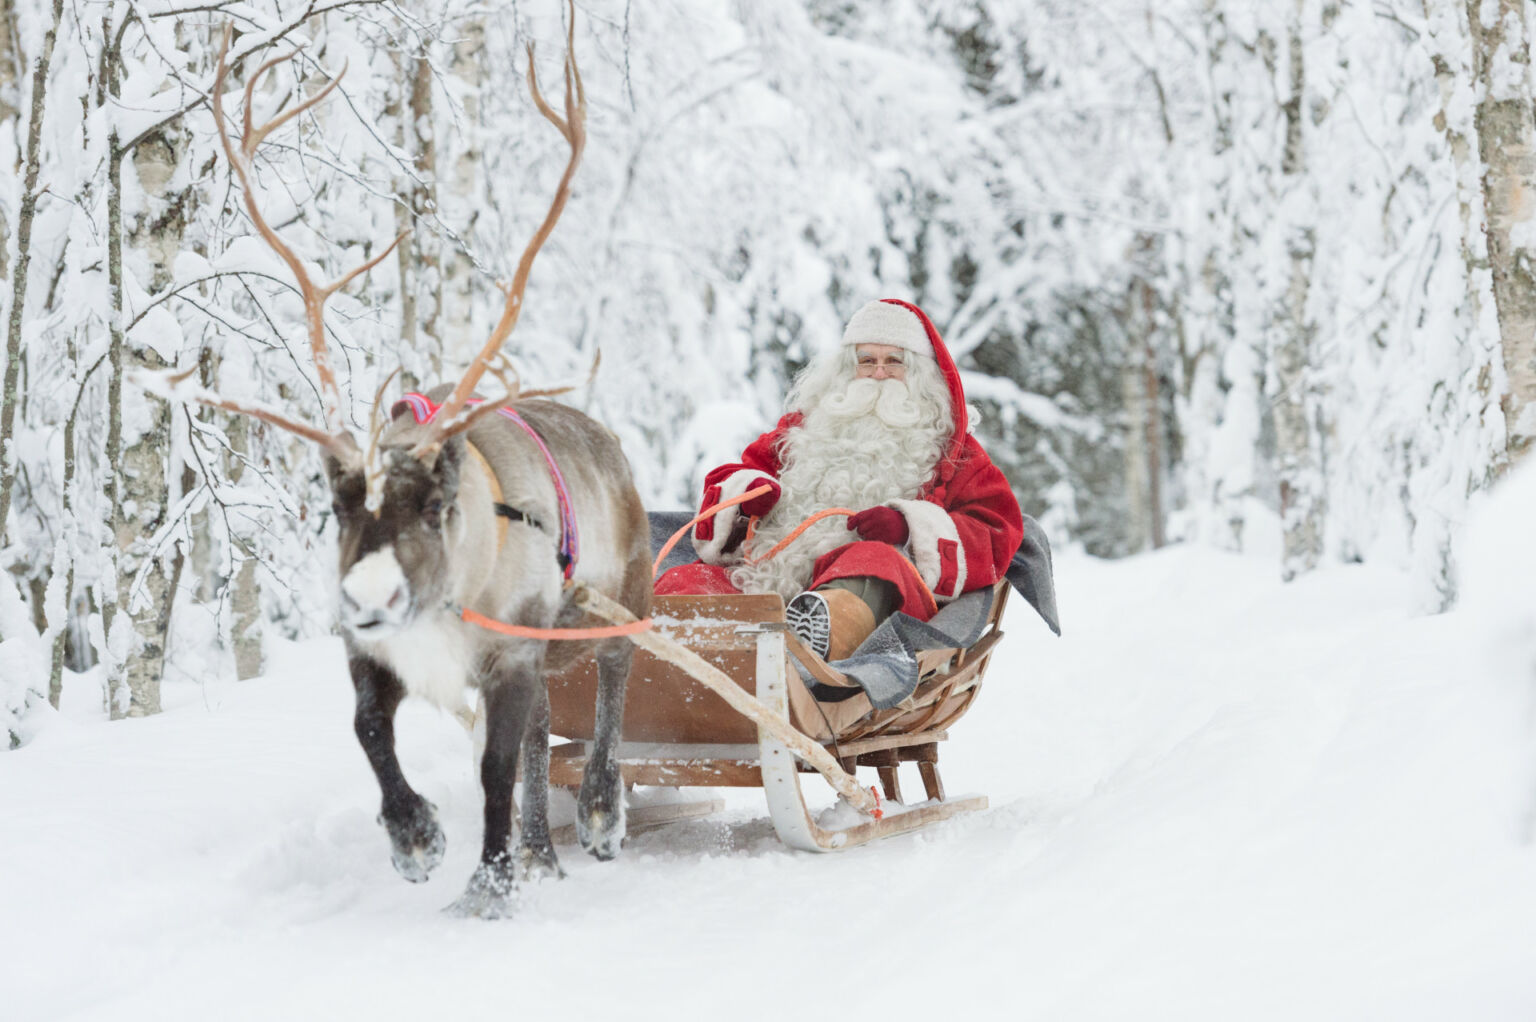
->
[550,753,764,788]
[898,743,940,763]
[914,647,960,677]
[818,730,949,760]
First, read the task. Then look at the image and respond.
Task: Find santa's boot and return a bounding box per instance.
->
[785,587,879,661]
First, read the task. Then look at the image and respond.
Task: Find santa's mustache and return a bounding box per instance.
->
[818,377,924,428]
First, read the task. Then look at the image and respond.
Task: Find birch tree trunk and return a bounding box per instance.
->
[48,353,91,708]
[225,415,262,680]
[388,50,418,388]
[0,0,64,548]
[1425,2,1498,346]
[441,19,486,357]
[1122,272,1166,552]
[1273,2,1324,581]
[1121,324,1151,552]
[1465,0,1536,462]
[0,0,20,279]
[106,87,176,717]
[0,0,19,129]
[393,46,440,378]
[410,52,440,363]
[1141,276,1165,550]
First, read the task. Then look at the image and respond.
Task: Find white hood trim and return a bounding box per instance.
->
[890,498,966,600]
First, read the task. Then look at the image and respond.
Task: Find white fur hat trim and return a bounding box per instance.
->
[841,301,933,356]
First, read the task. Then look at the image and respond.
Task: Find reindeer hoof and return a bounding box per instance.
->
[444,858,518,919]
[518,841,565,882]
[382,798,445,883]
[576,762,626,861]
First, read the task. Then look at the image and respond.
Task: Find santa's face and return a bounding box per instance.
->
[727,348,952,600]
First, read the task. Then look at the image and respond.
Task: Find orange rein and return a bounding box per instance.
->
[654,488,939,614]
[743,506,857,565]
[462,484,937,641]
[650,484,775,577]
[458,605,651,641]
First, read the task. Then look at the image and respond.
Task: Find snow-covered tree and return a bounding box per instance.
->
[2,0,1531,742]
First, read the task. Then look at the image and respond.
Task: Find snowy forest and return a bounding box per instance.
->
[5,0,1536,1013]
[4,0,1533,738]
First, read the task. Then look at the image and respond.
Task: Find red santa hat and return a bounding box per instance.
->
[840,299,969,461]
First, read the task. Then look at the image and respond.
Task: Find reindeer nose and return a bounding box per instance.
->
[341,547,412,629]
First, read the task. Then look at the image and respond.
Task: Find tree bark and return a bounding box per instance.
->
[48,355,91,708]
[387,50,418,388]
[0,0,20,128]
[1274,2,1324,582]
[1121,339,1151,553]
[107,116,174,717]
[0,0,64,548]
[441,19,486,360]
[103,129,126,716]
[1465,0,1536,462]
[224,415,262,680]
[393,46,440,381]
[0,0,20,282]
[409,52,440,364]
[1425,1,1503,435]
[1142,278,1165,550]
[230,556,261,679]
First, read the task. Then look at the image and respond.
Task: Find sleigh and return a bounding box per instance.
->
[543,517,1058,852]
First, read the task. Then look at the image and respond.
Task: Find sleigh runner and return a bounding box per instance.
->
[545,556,1029,852]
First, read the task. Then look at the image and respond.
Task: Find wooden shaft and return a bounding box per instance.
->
[573,585,878,815]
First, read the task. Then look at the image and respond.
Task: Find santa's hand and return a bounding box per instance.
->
[738,478,780,519]
[847,506,909,545]
[694,476,780,560]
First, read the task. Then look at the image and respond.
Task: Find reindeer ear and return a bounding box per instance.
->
[322,450,348,486]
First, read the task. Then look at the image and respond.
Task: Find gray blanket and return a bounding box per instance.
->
[648,510,1060,708]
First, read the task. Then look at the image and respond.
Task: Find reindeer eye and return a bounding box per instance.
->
[423,498,444,528]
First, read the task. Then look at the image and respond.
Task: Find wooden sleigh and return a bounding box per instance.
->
[544,580,1011,852]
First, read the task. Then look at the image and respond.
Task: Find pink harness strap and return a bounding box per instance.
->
[396,392,579,580]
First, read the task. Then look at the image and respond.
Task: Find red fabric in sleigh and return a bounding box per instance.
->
[655,539,939,620]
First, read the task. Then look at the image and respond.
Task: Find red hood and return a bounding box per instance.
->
[877,298,968,470]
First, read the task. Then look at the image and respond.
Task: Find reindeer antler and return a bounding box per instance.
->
[410,0,586,461]
[204,26,406,473]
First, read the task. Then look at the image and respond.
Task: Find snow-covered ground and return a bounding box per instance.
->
[6,481,1536,1021]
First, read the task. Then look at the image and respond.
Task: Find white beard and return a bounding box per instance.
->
[730,372,951,601]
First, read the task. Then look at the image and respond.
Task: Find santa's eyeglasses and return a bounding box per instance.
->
[854,354,907,378]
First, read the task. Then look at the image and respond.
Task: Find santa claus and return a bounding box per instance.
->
[656,299,1024,659]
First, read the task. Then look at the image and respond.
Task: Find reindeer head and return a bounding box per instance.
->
[326,438,466,636]
[139,13,586,641]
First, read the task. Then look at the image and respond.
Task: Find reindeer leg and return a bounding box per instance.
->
[517,686,563,881]
[447,664,538,919]
[350,653,445,883]
[577,639,632,860]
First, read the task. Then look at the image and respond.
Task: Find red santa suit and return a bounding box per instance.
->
[655,299,1024,621]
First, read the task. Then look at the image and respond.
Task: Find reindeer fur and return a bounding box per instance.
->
[329,386,651,918]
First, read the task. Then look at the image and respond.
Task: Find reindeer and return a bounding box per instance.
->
[145,15,649,918]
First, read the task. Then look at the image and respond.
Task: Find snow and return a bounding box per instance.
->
[6,495,1536,1019]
